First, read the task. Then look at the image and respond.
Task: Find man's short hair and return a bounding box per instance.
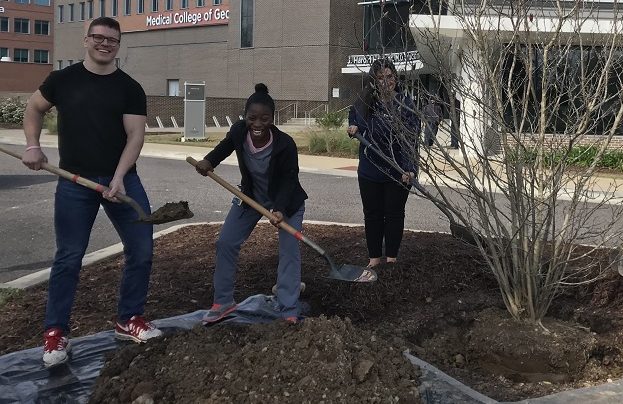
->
[87,17,121,36]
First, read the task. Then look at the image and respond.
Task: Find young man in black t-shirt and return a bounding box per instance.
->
[22,17,162,368]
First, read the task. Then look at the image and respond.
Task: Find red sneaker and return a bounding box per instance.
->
[43,327,71,368]
[115,315,163,343]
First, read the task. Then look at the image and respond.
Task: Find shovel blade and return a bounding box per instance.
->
[450,222,482,246]
[138,201,194,225]
[327,264,378,283]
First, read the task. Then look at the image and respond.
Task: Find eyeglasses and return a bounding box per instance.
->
[87,34,120,47]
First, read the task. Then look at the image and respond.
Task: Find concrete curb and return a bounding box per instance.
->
[0,220,378,290]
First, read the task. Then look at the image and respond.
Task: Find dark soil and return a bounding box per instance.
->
[2,224,623,402]
[146,200,194,224]
[89,317,421,403]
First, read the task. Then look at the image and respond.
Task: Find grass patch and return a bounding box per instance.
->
[307,128,359,158]
[0,288,22,308]
[144,127,357,158]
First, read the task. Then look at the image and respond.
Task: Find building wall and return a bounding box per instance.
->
[328,0,364,111]
[0,0,53,92]
[51,0,367,123]
[0,62,52,93]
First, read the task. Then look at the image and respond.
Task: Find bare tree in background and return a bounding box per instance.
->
[364,0,623,324]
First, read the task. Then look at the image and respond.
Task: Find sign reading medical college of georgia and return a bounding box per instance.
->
[116,4,229,33]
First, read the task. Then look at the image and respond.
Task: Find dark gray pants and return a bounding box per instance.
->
[213,201,305,318]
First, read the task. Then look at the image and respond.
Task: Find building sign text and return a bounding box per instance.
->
[347,51,420,67]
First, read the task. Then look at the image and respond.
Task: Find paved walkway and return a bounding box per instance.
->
[2,128,622,203]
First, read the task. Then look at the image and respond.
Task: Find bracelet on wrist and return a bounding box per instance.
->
[25,146,41,151]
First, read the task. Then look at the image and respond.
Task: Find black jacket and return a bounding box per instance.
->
[204,120,308,217]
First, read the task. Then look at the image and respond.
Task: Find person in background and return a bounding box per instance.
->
[422,98,443,147]
[450,98,461,149]
[347,59,420,268]
[194,83,308,323]
[22,17,162,368]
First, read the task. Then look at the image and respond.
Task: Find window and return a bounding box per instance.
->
[87,0,93,18]
[124,0,131,15]
[14,18,29,34]
[0,17,8,32]
[34,0,51,5]
[100,0,105,16]
[115,58,120,67]
[213,0,221,4]
[167,79,179,96]
[180,0,188,9]
[164,0,172,10]
[15,0,29,4]
[69,4,75,21]
[197,0,204,7]
[58,5,64,23]
[111,0,117,16]
[151,0,157,12]
[137,0,143,13]
[0,48,8,59]
[67,59,73,65]
[79,2,85,20]
[240,0,253,48]
[35,20,49,35]
[57,60,63,70]
[14,49,29,63]
[34,49,49,64]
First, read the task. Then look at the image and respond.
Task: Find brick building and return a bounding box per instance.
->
[0,0,54,97]
[52,0,373,127]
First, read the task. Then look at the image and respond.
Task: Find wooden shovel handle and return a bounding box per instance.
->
[0,145,137,206]
[186,156,301,238]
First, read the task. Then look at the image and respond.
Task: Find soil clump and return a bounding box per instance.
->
[89,316,421,403]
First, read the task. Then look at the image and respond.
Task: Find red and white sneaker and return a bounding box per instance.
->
[115,315,163,343]
[43,327,71,368]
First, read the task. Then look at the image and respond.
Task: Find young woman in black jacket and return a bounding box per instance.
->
[194,83,308,323]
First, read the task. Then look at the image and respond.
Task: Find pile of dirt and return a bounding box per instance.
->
[89,316,421,403]
[3,224,623,401]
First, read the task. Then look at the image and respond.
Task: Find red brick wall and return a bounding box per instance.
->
[0,63,52,93]
[508,134,623,151]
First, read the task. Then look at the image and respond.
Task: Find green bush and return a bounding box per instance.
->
[315,110,347,130]
[506,145,623,171]
[43,111,58,135]
[308,129,358,157]
[0,97,26,124]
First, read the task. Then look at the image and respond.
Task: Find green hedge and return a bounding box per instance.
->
[0,98,26,124]
[308,129,359,158]
[507,145,623,171]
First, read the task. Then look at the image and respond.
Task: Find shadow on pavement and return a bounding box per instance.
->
[0,175,57,190]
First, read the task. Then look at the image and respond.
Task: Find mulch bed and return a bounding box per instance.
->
[2,223,623,402]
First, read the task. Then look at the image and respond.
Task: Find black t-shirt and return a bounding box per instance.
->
[39,63,147,176]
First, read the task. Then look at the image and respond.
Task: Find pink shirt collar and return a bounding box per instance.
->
[246,129,273,154]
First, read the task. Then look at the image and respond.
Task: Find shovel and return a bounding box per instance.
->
[0,145,194,225]
[186,156,377,283]
[352,131,482,246]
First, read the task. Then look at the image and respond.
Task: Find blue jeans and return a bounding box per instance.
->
[214,201,305,318]
[45,173,153,332]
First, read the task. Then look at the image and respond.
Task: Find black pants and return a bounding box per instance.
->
[358,177,410,259]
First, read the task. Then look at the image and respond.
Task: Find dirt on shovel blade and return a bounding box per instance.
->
[146,201,194,224]
[89,316,422,403]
